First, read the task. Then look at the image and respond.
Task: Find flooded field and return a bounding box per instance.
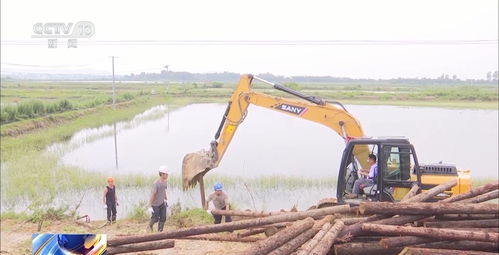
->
[52,103,498,178]
[33,103,499,219]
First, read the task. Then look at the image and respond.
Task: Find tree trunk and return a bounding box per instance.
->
[107,240,174,254]
[267,216,333,255]
[361,223,499,243]
[417,240,499,252]
[458,190,499,204]
[380,236,434,248]
[359,202,498,215]
[338,181,497,244]
[239,217,315,255]
[453,228,499,233]
[336,214,388,242]
[382,235,499,249]
[362,181,496,227]
[435,214,498,221]
[398,247,497,255]
[337,179,458,241]
[237,228,266,238]
[441,181,498,203]
[179,233,263,242]
[401,183,420,201]
[237,222,289,238]
[373,215,426,225]
[333,242,403,255]
[445,228,499,233]
[423,219,499,228]
[310,220,345,255]
[295,222,332,255]
[340,217,369,225]
[351,236,387,242]
[266,230,315,255]
[211,209,286,217]
[403,179,457,203]
[108,204,349,246]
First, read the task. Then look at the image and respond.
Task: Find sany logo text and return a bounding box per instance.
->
[275,104,308,116]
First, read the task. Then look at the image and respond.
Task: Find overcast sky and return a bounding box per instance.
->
[1,0,498,79]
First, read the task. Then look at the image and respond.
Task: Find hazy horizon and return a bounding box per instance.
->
[1,0,498,79]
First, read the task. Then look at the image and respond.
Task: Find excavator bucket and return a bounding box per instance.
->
[182,149,215,190]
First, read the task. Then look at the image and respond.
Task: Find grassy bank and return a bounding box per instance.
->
[1,94,172,203]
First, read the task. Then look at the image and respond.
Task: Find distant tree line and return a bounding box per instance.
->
[122,70,499,84]
[2,70,498,84]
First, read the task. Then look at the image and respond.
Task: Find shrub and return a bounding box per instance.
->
[58,99,73,111]
[17,101,34,118]
[167,202,213,228]
[32,101,45,116]
[211,82,224,88]
[0,110,8,123]
[128,201,149,221]
[121,93,135,101]
[1,211,30,220]
[46,103,58,114]
[28,201,69,231]
[283,82,300,91]
[4,105,18,122]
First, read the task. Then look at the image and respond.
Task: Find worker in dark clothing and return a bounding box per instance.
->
[103,177,119,224]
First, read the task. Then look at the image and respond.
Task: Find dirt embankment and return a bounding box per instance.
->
[0,219,250,255]
[0,101,138,137]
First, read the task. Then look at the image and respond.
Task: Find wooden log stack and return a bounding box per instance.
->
[105,180,498,254]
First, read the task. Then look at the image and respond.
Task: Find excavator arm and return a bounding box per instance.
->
[182,74,370,192]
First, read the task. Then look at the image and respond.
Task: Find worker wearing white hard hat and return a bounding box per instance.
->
[148,165,169,232]
[158,165,169,175]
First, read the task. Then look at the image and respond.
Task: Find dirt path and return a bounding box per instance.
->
[0,219,251,255]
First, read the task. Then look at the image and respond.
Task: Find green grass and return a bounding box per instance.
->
[0,210,30,220]
[128,201,149,221]
[168,202,213,227]
[0,81,156,124]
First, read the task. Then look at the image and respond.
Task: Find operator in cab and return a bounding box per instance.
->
[346,154,377,199]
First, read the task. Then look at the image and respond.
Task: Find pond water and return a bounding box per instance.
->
[43,103,498,219]
[51,103,498,178]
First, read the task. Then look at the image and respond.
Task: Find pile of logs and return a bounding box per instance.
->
[107,179,498,254]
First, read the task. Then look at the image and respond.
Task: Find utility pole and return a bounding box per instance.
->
[164,65,170,131]
[111,56,118,169]
[112,57,116,109]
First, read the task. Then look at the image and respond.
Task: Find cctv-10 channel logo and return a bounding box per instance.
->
[32,21,95,49]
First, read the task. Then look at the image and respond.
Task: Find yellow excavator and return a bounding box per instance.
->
[182,74,472,206]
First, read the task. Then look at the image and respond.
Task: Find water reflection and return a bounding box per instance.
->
[51,104,498,178]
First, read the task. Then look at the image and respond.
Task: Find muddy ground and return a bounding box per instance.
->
[0,219,251,255]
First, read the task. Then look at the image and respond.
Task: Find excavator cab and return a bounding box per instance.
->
[337,137,421,204]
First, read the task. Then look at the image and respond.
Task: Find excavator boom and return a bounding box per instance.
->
[182,74,370,191]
